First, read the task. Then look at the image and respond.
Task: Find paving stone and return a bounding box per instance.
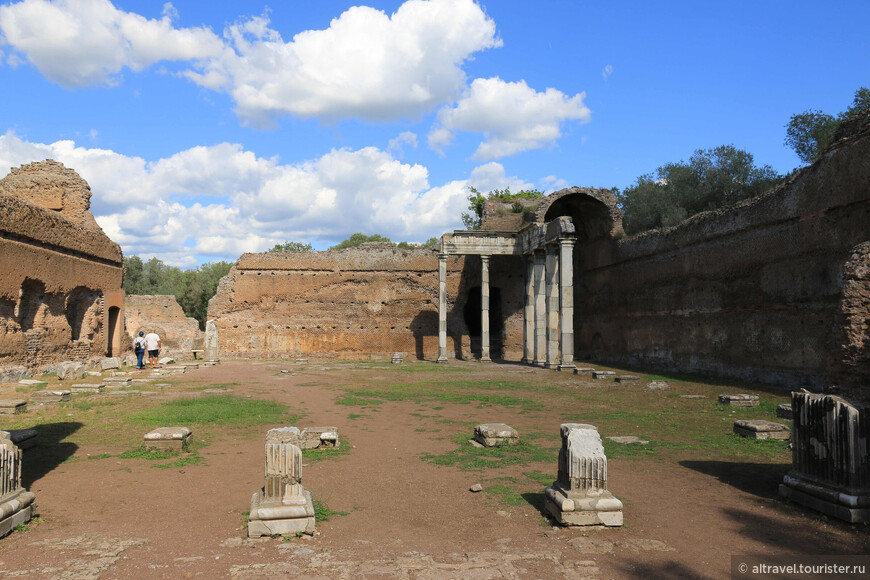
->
[71,384,106,394]
[615,375,640,383]
[158,357,176,365]
[0,400,27,414]
[17,379,45,386]
[474,423,519,447]
[30,390,71,404]
[104,377,132,385]
[100,357,121,370]
[592,371,615,380]
[573,367,595,375]
[645,380,670,391]
[144,426,192,450]
[607,436,649,444]
[733,419,790,440]
[776,403,793,420]
[718,394,760,407]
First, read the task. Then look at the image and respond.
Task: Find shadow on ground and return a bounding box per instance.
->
[22,421,82,487]
[679,460,788,498]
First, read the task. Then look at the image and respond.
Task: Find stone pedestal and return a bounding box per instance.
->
[0,435,35,538]
[778,392,870,524]
[144,427,192,450]
[299,426,339,450]
[733,420,790,440]
[545,423,623,527]
[0,400,27,414]
[473,423,518,447]
[248,427,315,537]
[717,394,759,407]
[30,390,71,404]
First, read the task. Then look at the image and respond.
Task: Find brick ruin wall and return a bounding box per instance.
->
[573,110,870,391]
[207,244,526,361]
[0,161,124,376]
[124,295,202,355]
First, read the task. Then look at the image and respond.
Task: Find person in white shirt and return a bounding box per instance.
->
[143,329,161,369]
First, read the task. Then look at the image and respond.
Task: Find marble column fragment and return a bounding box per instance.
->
[533,250,546,366]
[558,238,576,370]
[480,255,491,362]
[437,254,448,362]
[545,245,560,369]
[248,427,315,537]
[545,423,623,526]
[204,319,219,362]
[522,255,535,364]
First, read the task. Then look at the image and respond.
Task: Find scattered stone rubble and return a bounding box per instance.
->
[545,423,623,526]
[299,427,339,450]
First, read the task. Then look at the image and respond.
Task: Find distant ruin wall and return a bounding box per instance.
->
[575,113,870,389]
[0,161,124,372]
[207,245,524,360]
[124,295,201,355]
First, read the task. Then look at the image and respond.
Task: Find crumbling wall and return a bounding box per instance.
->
[208,244,523,360]
[573,110,870,389]
[0,160,124,373]
[124,295,202,355]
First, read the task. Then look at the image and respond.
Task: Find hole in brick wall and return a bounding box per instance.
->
[66,286,98,341]
[17,278,46,332]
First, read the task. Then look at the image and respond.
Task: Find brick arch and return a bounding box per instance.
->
[534,186,625,241]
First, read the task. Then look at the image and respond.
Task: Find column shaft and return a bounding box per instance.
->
[480,255,491,362]
[437,254,448,362]
[559,238,576,370]
[533,250,546,366]
[522,255,535,364]
[545,245,560,369]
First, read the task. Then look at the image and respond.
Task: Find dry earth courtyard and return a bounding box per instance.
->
[1,359,867,579]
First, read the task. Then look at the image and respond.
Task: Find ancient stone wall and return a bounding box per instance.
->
[572,110,870,389]
[124,295,202,355]
[208,244,525,360]
[0,161,124,374]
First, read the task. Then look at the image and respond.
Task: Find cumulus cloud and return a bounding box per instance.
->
[0,0,501,126]
[430,77,591,160]
[0,0,223,87]
[0,132,534,266]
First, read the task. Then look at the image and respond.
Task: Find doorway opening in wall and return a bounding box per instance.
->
[107,306,120,357]
[462,286,504,359]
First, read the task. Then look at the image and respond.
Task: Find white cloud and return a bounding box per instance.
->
[602,64,613,80]
[0,132,538,264]
[0,0,223,88]
[388,131,418,155]
[0,0,501,126]
[430,77,591,160]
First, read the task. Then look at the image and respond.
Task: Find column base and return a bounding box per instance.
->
[479,356,491,362]
[558,364,576,371]
[521,358,531,364]
[544,362,560,369]
[436,356,449,363]
[779,474,870,524]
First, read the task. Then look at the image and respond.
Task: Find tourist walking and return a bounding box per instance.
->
[133,331,146,370]
[144,329,161,369]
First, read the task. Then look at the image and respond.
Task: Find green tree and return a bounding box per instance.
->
[617,145,782,235]
[268,241,313,252]
[461,186,544,230]
[396,237,439,249]
[785,86,870,164]
[328,233,392,251]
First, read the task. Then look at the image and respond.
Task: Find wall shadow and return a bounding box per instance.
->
[411,310,438,360]
[679,460,789,499]
[21,421,83,488]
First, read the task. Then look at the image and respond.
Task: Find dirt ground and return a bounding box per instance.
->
[1,359,868,579]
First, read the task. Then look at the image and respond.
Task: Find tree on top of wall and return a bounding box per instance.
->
[462,186,544,230]
[327,233,392,250]
[785,86,870,164]
[123,256,232,329]
[615,145,783,235]
[268,241,313,252]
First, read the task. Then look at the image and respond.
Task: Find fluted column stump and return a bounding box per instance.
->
[248,427,316,537]
[544,423,623,526]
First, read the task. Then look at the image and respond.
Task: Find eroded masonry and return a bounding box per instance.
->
[0,161,125,379]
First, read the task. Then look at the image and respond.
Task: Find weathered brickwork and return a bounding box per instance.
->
[125,295,202,355]
[0,161,125,373]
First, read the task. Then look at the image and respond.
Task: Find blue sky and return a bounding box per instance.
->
[0,0,867,267]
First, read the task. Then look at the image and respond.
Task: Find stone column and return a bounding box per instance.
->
[533,250,546,366]
[545,244,560,369]
[558,238,576,370]
[522,255,535,364]
[437,254,448,362]
[205,319,219,362]
[480,255,491,361]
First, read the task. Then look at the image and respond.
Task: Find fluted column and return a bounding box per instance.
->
[559,238,576,370]
[545,244,560,369]
[533,250,546,366]
[437,254,448,362]
[480,255,491,362]
[522,255,535,364]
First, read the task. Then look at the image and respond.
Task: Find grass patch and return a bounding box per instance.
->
[347,414,364,420]
[119,447,179,460]
[87,453,114,460]
[343,386,542,411]
[301,441,350,463]
[335,395,382,406]
[128,395,298,427]
[421,434,557,471]
[313,498,349,522]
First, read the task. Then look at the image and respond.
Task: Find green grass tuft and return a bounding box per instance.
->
[128,395,298,427]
